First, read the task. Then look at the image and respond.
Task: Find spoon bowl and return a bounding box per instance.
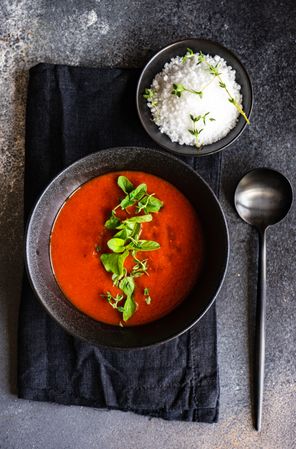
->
[234,168,293,231]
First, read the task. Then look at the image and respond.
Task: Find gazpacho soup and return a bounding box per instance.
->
[50,171,204,326]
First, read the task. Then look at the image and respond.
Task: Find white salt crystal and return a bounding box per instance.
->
[146,53,243,147]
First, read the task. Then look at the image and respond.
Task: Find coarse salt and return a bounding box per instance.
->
[146,53,243,147]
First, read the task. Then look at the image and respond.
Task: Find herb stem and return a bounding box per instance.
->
[203,58,250,125]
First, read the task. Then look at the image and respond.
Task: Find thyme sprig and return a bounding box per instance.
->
[171,83,203,98]
[198,51,250,124]
[174,49,250,124]
[188,113,215,148]
[143,88,158,107]
[182,47,195,63]
[144,287,152,305]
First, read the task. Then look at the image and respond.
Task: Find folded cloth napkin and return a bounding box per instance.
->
[18,64,222,422]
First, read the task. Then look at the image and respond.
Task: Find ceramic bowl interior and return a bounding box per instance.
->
[136,38,253,157]
[26,147,229,348]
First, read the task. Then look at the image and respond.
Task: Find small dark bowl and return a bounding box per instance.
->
[26,147,229,349]
[137,38,253,157]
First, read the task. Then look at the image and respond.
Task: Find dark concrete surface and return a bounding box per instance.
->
[0,1,296,448]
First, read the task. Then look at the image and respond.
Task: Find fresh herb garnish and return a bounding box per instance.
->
[172,49,250,125]
[188,112,215,148]
[143,88,154,100]
[131,255,148,277]
[100,251,129,277]
[144,287,152,305]
[143,88,158,107]
[117,175,134,195]
[171,83,203,98]
[120,183,147,210]
[101,292,125,312]
[182,49,250,124]
[104,211,121,230]
[182,47,195,63]
[119,276,136,321]
[136,194,163,214]
[99,175,163,321]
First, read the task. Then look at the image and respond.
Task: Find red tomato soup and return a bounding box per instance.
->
[50,171,204,326]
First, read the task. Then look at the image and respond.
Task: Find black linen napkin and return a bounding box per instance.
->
[18,64,222,422]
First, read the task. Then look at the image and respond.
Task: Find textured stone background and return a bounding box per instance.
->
[0,1,296,448]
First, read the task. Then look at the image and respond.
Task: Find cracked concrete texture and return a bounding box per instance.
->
[0,0,296,448]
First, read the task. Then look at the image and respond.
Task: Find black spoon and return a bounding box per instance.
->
[234,168,293,432]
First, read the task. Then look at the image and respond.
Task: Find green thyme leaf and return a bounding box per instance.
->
[102,292,125,311]
[171,83,186,96]
[143,88,155,100]
[131,255,148,278]
[144,287,152,304]
[182,47,194,63]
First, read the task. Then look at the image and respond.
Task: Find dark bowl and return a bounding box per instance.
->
[25,147,229,349]
[136,38,253,157]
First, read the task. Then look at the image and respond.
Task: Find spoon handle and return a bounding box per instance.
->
[254,229,267,431]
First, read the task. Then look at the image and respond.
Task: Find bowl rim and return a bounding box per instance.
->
[136,37,253,157]
[25,146,230,349]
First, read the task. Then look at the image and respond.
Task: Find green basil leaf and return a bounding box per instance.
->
[115,221,141,240]
[113,228,130,240]
[122,295,136,321]
[128,240,160,251]
[100,251,128,275]
[120,195,134,209]
[123,214,152,224]
[104,212,121,230]
[119,277,136,321]
[119,276,135,297]
[107,238,126,253]
[120,183,147,210]
[130,183,147,200]
[137,194,164,213]
[144,196,163,213]
[117,176,134,194]
[130,222,141,240]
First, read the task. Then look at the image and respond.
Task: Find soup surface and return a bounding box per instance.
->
[50,171,204,326]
